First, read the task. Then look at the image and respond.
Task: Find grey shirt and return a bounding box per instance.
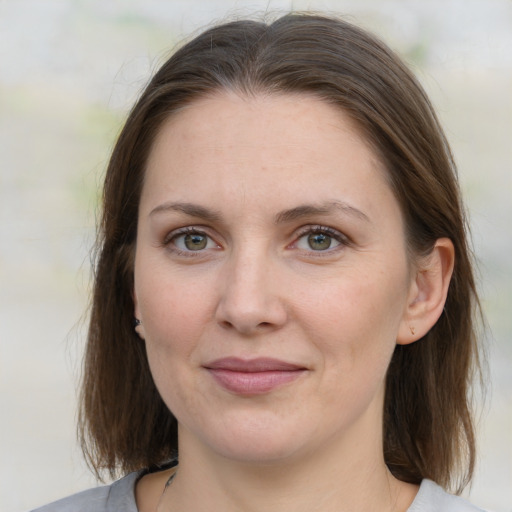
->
[31,474,485,512]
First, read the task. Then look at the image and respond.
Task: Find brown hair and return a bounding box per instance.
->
[79,13,482,492]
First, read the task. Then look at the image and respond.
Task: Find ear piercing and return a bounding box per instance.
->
[134,318,145,340]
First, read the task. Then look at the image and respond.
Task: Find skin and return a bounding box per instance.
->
[133,92,454,512]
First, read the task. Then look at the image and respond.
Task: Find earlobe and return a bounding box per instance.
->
[134,318,145,340]
[397,238,455,345]
[133,289,145,340]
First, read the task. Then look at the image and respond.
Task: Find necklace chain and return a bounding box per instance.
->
[156,470,177,512]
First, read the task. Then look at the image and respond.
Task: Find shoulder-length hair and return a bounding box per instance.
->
[79,13,482,493]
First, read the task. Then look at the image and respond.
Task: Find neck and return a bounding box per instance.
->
[159,425,418,512]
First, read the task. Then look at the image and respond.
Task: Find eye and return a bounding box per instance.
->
[167,228,219,252]
[294,227,345,252]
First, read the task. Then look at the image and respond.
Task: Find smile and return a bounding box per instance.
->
[203,357,307,395]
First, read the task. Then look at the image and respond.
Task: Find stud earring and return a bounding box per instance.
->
[134,318,145,340]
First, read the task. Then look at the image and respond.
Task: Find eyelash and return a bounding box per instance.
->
[163,227,219,257]
[162,225,350,256]
[292,225,350,254]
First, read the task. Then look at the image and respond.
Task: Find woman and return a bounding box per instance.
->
[33,13,484,512]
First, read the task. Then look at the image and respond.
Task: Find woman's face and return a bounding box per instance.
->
[134,92,417,464]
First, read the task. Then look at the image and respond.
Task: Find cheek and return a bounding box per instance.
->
[305,274,405,335]
[134,270,212,413]
[299,265,408,372]
[136,258,215,341]
[138,269,212,417]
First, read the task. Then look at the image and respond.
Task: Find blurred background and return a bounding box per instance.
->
[0,0,510,510]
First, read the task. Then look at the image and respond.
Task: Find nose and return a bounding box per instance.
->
[214,248,288,335]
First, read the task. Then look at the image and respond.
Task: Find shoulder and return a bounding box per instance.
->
[408,480,486,512]
[29,472,140,512]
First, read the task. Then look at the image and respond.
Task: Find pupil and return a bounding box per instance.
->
[184,233,207,250]
[308,233,331,250]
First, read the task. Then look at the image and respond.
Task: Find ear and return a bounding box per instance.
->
[397,238,455,345]
[132,288,145,340]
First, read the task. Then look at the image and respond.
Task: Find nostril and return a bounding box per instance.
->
[220,320,234,329]
[217,319,279,334]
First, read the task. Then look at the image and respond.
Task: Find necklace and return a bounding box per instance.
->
[156,468,177,512]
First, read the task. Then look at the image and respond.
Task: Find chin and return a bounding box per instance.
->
[213,441,305,466]
[193,415,315,465]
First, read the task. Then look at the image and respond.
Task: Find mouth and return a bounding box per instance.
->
[203,357,307,395]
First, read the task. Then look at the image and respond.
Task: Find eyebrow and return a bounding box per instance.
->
[274,201,370,224]
[149,200,369,224]
[149,201,222,222]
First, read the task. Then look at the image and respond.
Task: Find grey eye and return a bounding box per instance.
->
[172,231,217,252]
[295,228,343,252]
[184,233,208,250]
[307,233,332,251]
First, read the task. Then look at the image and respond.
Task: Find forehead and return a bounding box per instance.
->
[152,91,375,152]
[146,92,383,172]
[141,92,397,222]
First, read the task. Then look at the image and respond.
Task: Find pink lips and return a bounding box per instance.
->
[204,357,306,395]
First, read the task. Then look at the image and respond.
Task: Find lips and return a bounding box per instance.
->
[203,357,307,395]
